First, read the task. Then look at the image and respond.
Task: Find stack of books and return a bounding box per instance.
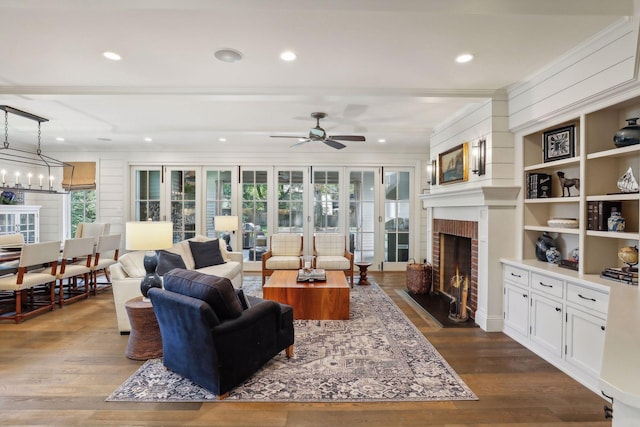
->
[297,268,326,282]
[586,201,622,231]
[526,173,552,199]
[600,267,638,285]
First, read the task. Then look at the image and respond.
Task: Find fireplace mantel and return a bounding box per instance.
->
[420,186,520,208]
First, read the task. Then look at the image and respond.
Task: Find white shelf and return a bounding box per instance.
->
[525,225,580,234]
[524,156,580,172]
[587,144,640,160]
[586,193,640,202]
[524,196,580,204]
[586,230,640,240]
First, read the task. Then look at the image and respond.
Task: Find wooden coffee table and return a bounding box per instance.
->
[264,270,350,320]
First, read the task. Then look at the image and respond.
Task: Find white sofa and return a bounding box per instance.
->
[111,235,243,333]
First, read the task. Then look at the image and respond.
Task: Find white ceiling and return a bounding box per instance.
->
[0,0,632,155]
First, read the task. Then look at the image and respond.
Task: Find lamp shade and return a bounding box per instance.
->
[125,221,173,251]
[214,215,238,232]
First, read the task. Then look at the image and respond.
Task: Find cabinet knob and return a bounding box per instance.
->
[555,307,562,312]
[522,293,528,298]
[601,325,606,331]
[511,272,522,278]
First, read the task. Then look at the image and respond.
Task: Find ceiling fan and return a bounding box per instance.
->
[270,112,365,150]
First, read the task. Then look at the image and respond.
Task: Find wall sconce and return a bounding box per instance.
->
[472,138,486,176]
[427,159,437,185]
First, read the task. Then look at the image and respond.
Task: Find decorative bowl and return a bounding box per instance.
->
[547,218,579,228]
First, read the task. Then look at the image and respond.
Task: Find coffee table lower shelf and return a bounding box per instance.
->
[264,270,350,320]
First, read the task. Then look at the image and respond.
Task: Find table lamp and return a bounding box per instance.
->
[214,215,238,251]
[125,221,173,299]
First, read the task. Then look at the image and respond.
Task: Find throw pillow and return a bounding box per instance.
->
[156,250,187,276]
[189,239,226,269]
[163,269,243,320]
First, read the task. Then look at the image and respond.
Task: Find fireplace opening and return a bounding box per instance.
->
[439,234,472,321]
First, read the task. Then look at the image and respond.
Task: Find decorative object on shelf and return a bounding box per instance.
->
[587,201,622,230]
[607,208,625,232]
[600,267,638,285]
[556,171,579,197]
[535,232,556,262]
[125,221,174,299]
[617,166,639,193]
[547,218,578,228]
[570,248,579,262]
[543,124,575,163]
[0,105,74,194]
[438,143,468,185]
[617,245,638,272]
[613,117,640,148]
[526,172,552,198]
[471,138,486,176]
[545,246,561,264]
[0,191,16,205]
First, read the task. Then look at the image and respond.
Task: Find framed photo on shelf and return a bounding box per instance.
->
[438,143,468,185]
[543,125,575,163]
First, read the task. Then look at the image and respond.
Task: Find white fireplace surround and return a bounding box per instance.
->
[421,186,520,331]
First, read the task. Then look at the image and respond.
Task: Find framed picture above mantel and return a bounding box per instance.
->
[438,143,469,185]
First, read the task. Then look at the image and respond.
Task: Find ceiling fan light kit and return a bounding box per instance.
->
[270,112,365,150]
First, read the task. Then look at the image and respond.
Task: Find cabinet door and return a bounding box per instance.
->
[530,293,563,357]
[565,306,606,379]
[504,282,529,338]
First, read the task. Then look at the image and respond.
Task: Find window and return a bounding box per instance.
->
[70,190,96,237]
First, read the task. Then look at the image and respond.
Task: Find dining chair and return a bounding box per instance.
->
[90,234,121,295]
[57,237,95,307]
[75,222,110,243]
[0,233,25,272]
[0,240,61,323]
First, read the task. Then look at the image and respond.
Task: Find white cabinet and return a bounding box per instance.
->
[504,282,529,338]
[501,260,610,394]
[0,205,40,243]
[530,292,563,357]
[565,306,607,379]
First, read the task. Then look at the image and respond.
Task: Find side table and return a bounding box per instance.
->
[355,262,373,286]
[124,296,163,360]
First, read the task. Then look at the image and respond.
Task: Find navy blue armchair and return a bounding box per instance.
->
[148,269,294,399]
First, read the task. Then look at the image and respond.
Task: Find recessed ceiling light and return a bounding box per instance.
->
[103,51,122,61]
[144,137,153,142]
[214,48,243,63]
[218,137,227,142]
[455,53,474,64]
[378,139,387,144]
[55,137,64,142]
[97,137,112,141]
[280,50,297,61]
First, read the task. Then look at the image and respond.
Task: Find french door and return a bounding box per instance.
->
[381,168,412,270]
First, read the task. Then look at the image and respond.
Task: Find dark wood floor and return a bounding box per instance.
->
[0,272,611,426]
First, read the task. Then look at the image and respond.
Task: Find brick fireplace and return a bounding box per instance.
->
[432,219,478,319]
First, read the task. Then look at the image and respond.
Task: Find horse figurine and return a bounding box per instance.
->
[556,171,580,197]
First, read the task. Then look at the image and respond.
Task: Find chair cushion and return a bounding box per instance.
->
[156,250,187,276]
[163,269,243,320]
[315,234,345,256]
[265,256,300,270]
[270,234,301,256]
[315,255,351,270]
[189,239,226,269]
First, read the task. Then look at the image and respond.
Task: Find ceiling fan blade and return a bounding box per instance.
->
[290,139,310,148]
[323,139,346,150]
[329,135,366,142]
[270,135,307,139]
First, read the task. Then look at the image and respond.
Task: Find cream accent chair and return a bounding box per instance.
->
[57,237,95,306]
[313,233,354,287]
[0,240,61,323]
[261,234,303,285]
[90,234,121,295]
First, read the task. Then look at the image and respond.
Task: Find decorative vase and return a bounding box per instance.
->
[607,209,626,232]
[545,247,561,264]
[571,248,579,262]
[535,232,556,262]
[614,118,640,147]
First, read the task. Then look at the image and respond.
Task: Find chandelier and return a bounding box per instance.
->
[0,105,73,194]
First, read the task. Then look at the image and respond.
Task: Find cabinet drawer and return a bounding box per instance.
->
[567,283,609,315]
[531,272,563,298]
[504,265,528,287]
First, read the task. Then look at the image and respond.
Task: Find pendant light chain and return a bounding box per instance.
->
[37,122,42,155]
[3,110,8,149]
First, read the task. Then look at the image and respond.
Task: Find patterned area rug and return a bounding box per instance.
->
[107,281,477,402]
